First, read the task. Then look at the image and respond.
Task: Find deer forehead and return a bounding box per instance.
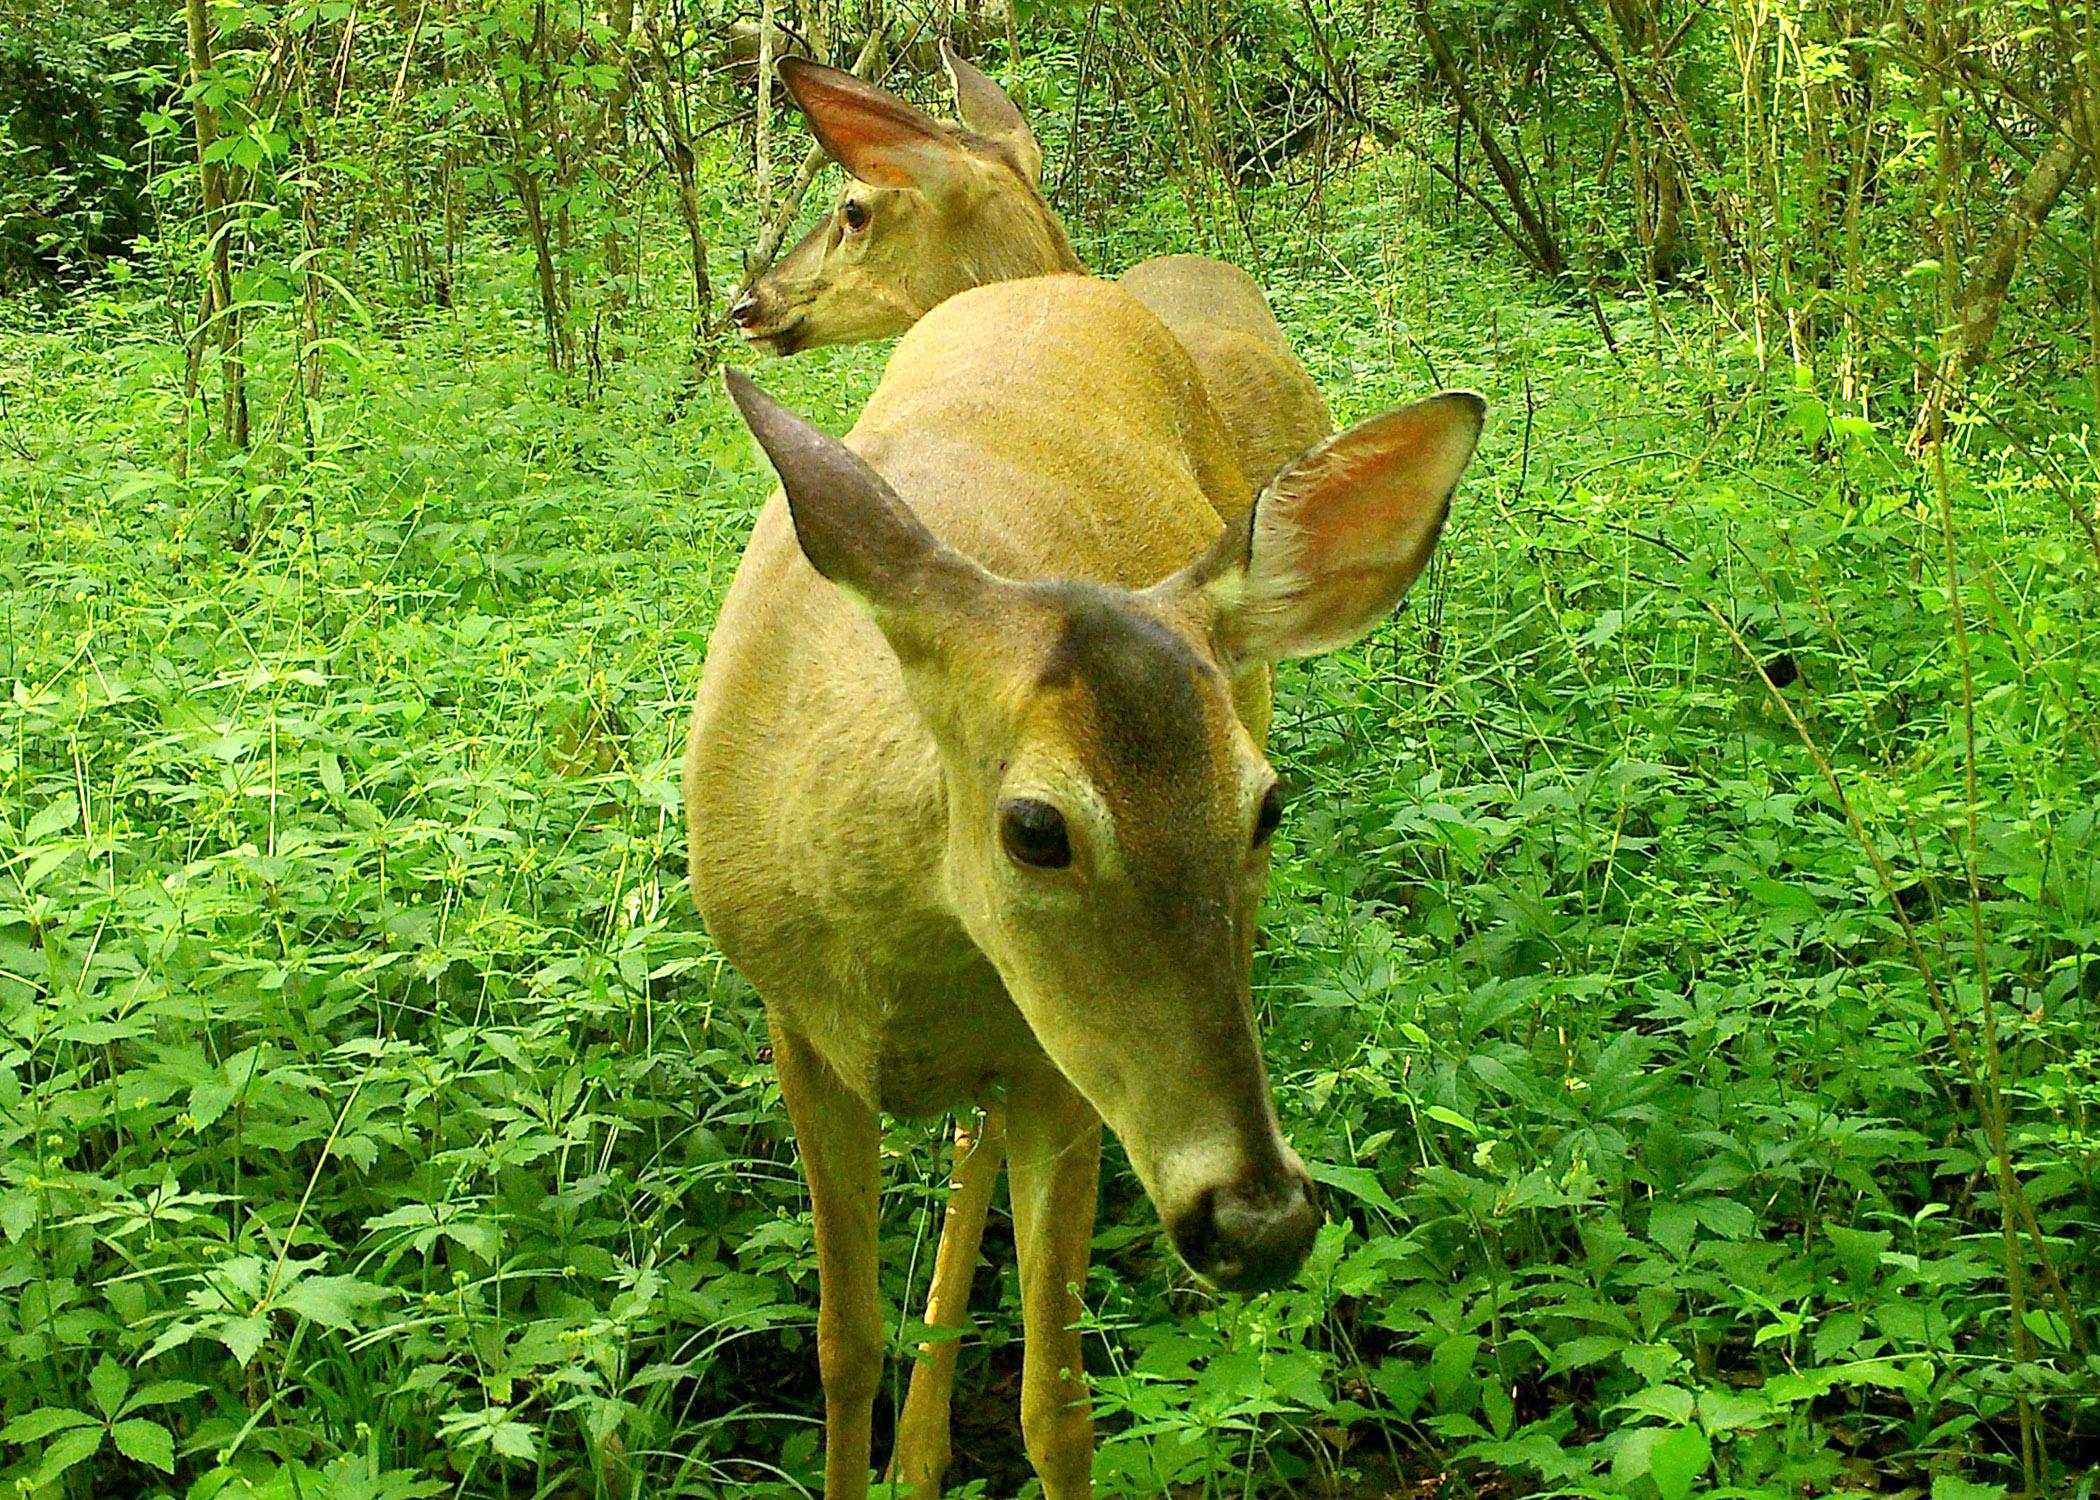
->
[1015,589,1264,859]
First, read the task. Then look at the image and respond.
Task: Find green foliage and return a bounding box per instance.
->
[2,1,2098,1494]
[0,0,172,288]
[6,179,2097,1491]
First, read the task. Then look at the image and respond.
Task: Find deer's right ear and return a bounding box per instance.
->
[940,42,1043,184]
[778,58,978,201]
[725,369,982,629]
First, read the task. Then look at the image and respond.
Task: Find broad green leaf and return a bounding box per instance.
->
[123,1379,207,1413]
[1692,1197,1755,1240]
[1547,1335,1625,1374]
[1481,1378,1515,1439]
[34,1426,103,1484]
[1746,878,1818,913]
[1368,1357,1430,1420]
[112,1418,176,1472]
[1423,1106,1477,1136]
[1699,1387,1772,1432]
[489,1418,539,1461]
[25,798,79,842]
[1306,1161,1404,1219]
[88,1355,130,1419]
[1826,1224,1892,1282]
[219,1314,271,1367]
[1649,1202,1698,1257]
[2022,1308,2071,1350]
[0,1406,99,1443]
[189,1079,239,1132]
[280,1274,386,1331]
[1428,1333,1481,1406]
[1650,1425,1712,1500]
[1617,1383,1695,1424]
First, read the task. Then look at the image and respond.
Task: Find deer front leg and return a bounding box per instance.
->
[771,1021,884,1500]
[1006,1064,1101,1500]
[888,1104,1007,1499]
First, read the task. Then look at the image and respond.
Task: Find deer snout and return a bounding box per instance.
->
[729,292,762,329]
[1170,1155,1320,1294]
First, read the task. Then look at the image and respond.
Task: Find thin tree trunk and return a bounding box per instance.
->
[298,68,324,406]
[756,0,775,223]
[636,0,717,371]
[184,0,248,457]
[496,7,570,372]
[1957,87,2092,374]
[1912,84,2093,446]
[1408,0,1565,277]
[1606,0,1681,283]
[1921,10,2042,1483]
[600,0,636,363]
[514,166,566,370]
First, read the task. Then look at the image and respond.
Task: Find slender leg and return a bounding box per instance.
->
[1006,1065,1101,1500]
[771,1021,884,1500]
[888,1105,1008,1499]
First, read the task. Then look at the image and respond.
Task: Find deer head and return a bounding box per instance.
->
[730,46,1078,354]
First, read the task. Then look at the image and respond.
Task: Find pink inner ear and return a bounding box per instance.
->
[1230,390,1478,661]
[1288,444,1415,577]
[797,78,946,189]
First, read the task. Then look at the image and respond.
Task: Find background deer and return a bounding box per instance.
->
[688,275,1483,1498]
[728,46,1333,497]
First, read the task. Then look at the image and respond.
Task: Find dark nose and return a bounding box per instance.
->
[729,293,761,329]
[1171,1168,1320,1294]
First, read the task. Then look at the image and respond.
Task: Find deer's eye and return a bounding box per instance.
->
[1253,784,1284,846]
[1001,799,1071,869]
[841,200,869,231]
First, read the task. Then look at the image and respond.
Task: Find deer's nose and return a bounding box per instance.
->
[1171,1163,1319,1294]
[729,293,762,329]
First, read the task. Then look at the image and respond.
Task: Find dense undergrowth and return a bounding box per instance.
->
[3,151,2099,1499]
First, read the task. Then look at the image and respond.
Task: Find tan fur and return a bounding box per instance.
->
[692,279,1285,1500]
[690,279,1252,1117]
[735,58,1332,498]
[1117,255,1334,489]
[695,272,1484,1499]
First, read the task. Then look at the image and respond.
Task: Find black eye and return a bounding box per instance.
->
[841,200,869,230]
[1000,799,1071,869]
[1254,784,1284,846]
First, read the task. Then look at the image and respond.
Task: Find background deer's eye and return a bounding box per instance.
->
[841,200,869,230]
[1254,784,1284,846]
[1000,798,1071,869]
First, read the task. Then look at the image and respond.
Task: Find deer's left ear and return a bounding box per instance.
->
[780,58,981,202]
[1164,392,1485,664]
[941,41,1043,184]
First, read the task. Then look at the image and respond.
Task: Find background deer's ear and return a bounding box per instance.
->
[724,369,984,630]
[940,41,1043,185]
[778,58,980,202]
[1171,392,1485,664]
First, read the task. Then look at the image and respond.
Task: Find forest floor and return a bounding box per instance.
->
[2,162,2095,1497]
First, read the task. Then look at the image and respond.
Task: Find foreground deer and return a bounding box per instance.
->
[687,275,1483,1498]
[723,54,1344,1481]
[728,46,1332,495]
